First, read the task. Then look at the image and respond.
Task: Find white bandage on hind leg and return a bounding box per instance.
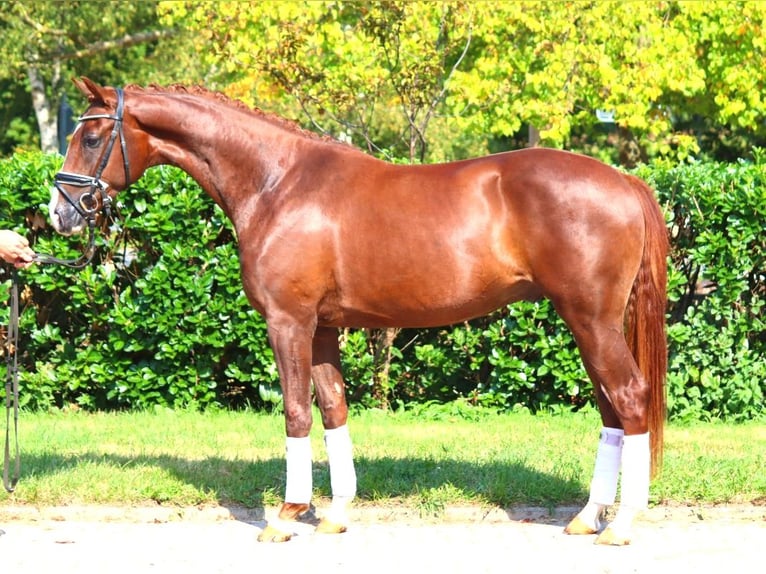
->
[611,432,650,534]
[577,427,624,529]
[589,427,624,505]
[285,436,313,503]
[324,425,357,523]
[618,432,650,510]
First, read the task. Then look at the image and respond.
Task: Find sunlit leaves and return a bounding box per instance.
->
[160,1,766,163]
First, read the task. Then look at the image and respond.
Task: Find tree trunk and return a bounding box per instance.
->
[28,65,58,154]
[368,327,401,409]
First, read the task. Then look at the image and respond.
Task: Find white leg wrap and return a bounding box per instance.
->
[577,427,623,530]
[325,425,357,498]
[619,433,650,510]
[285,436,313,503]
[324,425,357,524]
[589,427,624,506]
[611,432,650,534]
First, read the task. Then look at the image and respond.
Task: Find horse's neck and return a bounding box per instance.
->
[136,93,301,216]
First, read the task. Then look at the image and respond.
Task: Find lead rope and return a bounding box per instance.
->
[33,217,98,269]
[4,267,21,493]
[2,218,99,492]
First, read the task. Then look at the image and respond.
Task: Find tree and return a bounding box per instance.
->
[443,1,709,162]
[0,1,177,154]
[668,2,766,160]
[159,1,479,163]
[161,0,766,164]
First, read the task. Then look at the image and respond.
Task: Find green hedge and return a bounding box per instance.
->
[636,158,765,421]
[1,152,764,421]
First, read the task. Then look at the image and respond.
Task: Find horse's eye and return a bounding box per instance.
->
[83,135,101,149]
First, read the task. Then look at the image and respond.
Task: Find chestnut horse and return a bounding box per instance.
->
[50,78,667,546]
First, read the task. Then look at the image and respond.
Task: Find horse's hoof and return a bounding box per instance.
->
[315,518,348,534]
[257,524,293,543]
[564,515,598,535]
[594,527,631,546]
[278,502,312,521]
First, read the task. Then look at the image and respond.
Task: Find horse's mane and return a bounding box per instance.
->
[124,83,340,144]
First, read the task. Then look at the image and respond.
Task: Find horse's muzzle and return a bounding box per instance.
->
[49,187,86,236]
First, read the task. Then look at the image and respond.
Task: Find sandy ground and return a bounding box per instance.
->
[0,504,764,573]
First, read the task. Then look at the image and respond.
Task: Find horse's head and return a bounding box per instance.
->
[50,77,138,236]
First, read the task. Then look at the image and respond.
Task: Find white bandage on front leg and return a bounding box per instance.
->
[285,436,313,504]
[260,436,313,539]
[611,432,650,536]
[324,425,357,523]
[579,427,624,530]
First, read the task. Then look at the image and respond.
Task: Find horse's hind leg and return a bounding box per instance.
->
[564,385,623,536]
[557,306,651,546]
[312,326,357,533]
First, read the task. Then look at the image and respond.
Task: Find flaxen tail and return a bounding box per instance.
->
[623,173,669,477]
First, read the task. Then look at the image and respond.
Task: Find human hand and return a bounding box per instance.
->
[0,229,35,268]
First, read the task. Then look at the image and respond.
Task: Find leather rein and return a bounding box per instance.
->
[3,88,129,492]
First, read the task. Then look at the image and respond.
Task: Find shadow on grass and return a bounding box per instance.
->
[10,450,586,526]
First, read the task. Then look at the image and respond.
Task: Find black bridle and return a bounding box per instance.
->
[3,88,131,492]
[40,87,130,268]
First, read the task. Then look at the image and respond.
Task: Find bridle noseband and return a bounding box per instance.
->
[53,87,131,224]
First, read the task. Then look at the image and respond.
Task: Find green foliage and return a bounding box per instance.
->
[365,301,588,413]
[0,1,191,153]
[1,153,278,410]
[160,1,766,164]
[2,2,766,161]
[0,2,160,76]
[1,153,764,421]
[635,157,766,422]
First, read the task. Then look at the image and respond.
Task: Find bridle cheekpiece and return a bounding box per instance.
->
[41,87,130,268]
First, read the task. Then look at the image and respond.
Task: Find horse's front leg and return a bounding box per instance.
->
[257,316,316,543]
[312,326,356,534]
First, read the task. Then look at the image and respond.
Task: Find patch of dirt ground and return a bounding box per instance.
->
[1,501,764,525]
[0,503,764,573]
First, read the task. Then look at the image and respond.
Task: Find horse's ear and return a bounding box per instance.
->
[73,77,108,105]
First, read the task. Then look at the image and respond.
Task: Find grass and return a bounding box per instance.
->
[0,407,764,513]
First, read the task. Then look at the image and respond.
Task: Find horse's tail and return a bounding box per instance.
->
[623,173,669,477]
